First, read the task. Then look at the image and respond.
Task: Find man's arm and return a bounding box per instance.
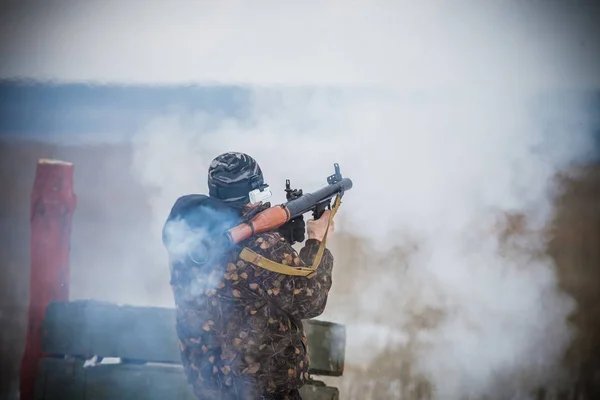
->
[243,210,335,320]
[289,237,334,319]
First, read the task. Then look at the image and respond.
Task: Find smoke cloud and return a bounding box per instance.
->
[162,196,240,265]
[124,2,599,400]
[131,85,594,398]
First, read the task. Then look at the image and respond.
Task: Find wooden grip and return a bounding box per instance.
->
[227,205,290,243]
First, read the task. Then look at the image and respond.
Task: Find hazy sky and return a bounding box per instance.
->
[1,0,599,89]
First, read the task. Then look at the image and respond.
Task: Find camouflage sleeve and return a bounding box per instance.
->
[244,233,334,320]
[293,238,335,319]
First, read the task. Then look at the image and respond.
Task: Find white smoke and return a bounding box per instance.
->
[131,85,594,399]
[94,1,599,399]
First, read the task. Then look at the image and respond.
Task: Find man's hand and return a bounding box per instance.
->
[278,216,306,244]
[307,210,335,242]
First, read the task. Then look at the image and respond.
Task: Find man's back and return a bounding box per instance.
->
[167,203,334,399]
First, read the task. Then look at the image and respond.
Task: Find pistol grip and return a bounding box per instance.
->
[313,202,328,220]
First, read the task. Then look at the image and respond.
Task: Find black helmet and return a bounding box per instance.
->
[207,152,269,207]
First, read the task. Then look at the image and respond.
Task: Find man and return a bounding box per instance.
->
[162,152,336,400]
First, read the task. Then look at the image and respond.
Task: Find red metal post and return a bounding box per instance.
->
[19,159,77,400]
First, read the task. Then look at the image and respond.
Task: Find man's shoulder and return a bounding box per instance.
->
[167,194,209,218]
[162,194,242,263]
[166,194,239,222]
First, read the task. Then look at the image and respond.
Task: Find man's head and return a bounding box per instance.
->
[207,152,271,208]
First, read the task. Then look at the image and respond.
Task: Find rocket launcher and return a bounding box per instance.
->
[226,163,353,244]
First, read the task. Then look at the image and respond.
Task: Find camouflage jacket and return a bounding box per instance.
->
[167,201,334,399]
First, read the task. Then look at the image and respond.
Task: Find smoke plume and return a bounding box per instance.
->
[125,2,600,399]
[131,83,595,398]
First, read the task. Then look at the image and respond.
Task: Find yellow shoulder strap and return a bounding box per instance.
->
[239,194,342,278]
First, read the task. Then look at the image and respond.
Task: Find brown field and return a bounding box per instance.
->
[1,139,599,399]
